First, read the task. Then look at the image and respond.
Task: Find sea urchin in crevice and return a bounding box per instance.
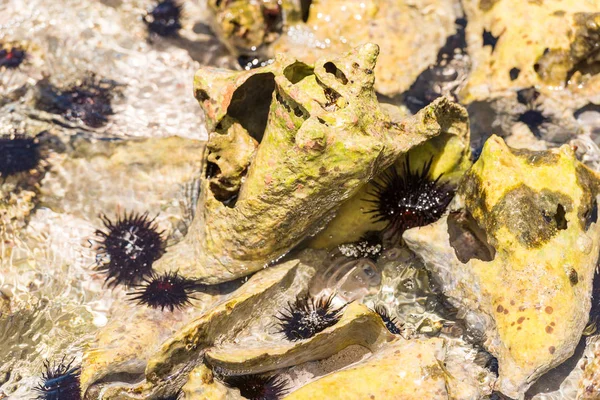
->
[217,371,289,400]
[128,271,196,311]
[94,212,166,287]
[364,156,454,239]
[276,293,345,341]
[0,134,41,178]
[34,357,81,400]
[374,305,401,335]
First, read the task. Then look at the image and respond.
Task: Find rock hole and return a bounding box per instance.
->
[516,87,540,105]
[324,62,348,85]
[555,204,567,230]
[518,110,549,137]
[585,199,598,230]
[509,67,520,81]
[482,29,499,52]
[226,72,275,143]
[284,61,314,84]
[196,89,209,102]
[300,0,312,22]
[447,210,496,263]
[574,103,600,136]
[205,161,220,179]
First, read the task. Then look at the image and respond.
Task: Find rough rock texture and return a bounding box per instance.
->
[404,136,600,398]
[285,337,493,400]
[154,44,469,284]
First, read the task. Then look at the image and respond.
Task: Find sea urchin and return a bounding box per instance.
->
[34,357,81,400]
[365,156,454,239]
[276,293,345,341]
[218,372,289,400]
[374,305,401,335]
[128,271,196,311]
[94,212,166,287]
[0,46,26,69]
[144,0,183,37]
[0,134,41,178]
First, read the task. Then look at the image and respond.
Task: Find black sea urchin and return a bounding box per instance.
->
[365,156,454,239]
[35,75,116,128]
[34,357,81,400]
[95,212,166,287]
[0,46,26,69]
[374,305,401,335]
[221,373,289,400]
[144,0,183,37]
[128,271,196,311]
[0,134,41,177]
[276,294,345,341]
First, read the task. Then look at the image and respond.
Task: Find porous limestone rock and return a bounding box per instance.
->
[404,135,600,398]
[154,44,469,284]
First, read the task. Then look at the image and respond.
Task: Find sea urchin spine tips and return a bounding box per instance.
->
[374,305,401,335]
[365,156,454,239]
[34,358,81,400]
[217,371,289,400]
[128,271,196,311]
[94,212,166,287]
[144,0,183,37]
[0,134,41,177]
[276,294,345,341]
[0,46,26,69]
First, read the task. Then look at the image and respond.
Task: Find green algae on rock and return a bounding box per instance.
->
[154,43,470,284]
[404,135,600,398]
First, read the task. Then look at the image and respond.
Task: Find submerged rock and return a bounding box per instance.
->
[154,44,469,284]
[404,135,600,398]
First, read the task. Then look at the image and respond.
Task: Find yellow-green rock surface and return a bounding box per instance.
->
[404,135,600,398]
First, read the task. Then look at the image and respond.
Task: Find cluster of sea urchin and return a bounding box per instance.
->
[0,134,41,178]
[373,305,402,335]
[276,293,345,341]
[365,156,454,240]
[94,212,166,287]
[34,357,81,400]
[128,271,196,312]
[144,0,183,37]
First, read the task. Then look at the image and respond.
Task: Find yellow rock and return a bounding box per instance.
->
[404,135,600,398]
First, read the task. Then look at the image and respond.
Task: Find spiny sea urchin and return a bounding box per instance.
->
[34,357,81,400]
[35,75,116,128]
[94,212,166,287]
[276,293,345,341]
[374,305,401,335]
[128,271,196,311]
[0,134,41,177]
[0,46,26,69]
[144,0,183,37]
[364,156,454,239]
[337,231,382,261]
[218,371,289,400]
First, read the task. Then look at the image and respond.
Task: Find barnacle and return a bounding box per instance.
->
[0,45,26,69]
[276,294,345,341]
[94,212,166,287]
[34,357,81,400]
[0,134,41,178]
[365,156,454,239]
[143,0,183,37]
[373,305,401,335]
[337,231,382,261]
[128,271,196,311]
